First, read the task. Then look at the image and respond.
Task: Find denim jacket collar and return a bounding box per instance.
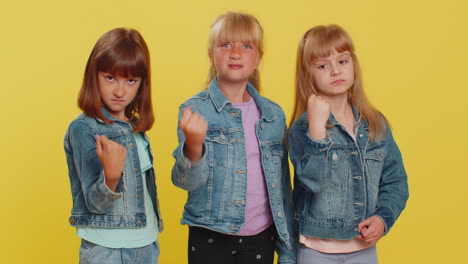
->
[96,107,117,123]
[96,107,136,127]
[327,103,361,126]
[207,77,275,122]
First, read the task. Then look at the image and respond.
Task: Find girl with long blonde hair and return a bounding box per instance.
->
[288,25,409,264]
[171,11,296,264]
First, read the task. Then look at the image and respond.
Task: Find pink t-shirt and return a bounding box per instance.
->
[233,98,273,236]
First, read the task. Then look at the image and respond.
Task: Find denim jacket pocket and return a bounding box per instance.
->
[205,128,230,168]
[270,143,284,168]
[330,148,351,168]
[364,147,388,207]
[364,147,387,181]
[325,148,353,218]
[101,131,128,146]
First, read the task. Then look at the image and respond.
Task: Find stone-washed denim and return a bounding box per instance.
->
[288,110,408,240]
[64,108,162,230]
[172,78,297,264]
[79,239,159,264]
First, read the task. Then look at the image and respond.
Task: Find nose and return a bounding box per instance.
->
[230,45,241,59]
[113,81,125,97]
[330,63,342,76]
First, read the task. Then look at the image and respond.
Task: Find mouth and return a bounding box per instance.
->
[111,99,125,104]
[228,64,243,69]
[331,79,345,84]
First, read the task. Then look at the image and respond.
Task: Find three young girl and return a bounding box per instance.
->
[65,17,408,264]
[171,11,297,264]
[64,28,162,263]
[288,25,409,264]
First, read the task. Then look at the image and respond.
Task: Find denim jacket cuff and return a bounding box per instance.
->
[178,142,207,169]
[304,131,331,156]
[97,171,123,200]
[278,253,297,264]
[371,207,394,235]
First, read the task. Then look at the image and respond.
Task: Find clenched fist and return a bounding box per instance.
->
[307,94,331,140]
[96,135,127,191]
[180,107,208,161]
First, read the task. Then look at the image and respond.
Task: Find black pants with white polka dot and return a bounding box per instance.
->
[188,225,275,264]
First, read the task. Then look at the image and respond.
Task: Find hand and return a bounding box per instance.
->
[96,135,127,191]
[180,107,208,161]
[356,216,385,244]
[307,94,330,140]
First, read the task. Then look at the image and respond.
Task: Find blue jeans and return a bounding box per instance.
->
[79,239,159,264]
[297,244,378,264]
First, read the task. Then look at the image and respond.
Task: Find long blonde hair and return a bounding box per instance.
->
[207,11,264,90]
[290,25,387,141]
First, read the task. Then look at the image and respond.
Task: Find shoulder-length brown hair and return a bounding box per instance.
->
[78,27,154,132]
[291,24,388,141]
[207,11,264,91]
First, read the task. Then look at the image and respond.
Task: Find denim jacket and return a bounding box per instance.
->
[172,79,297,264]
[64,108,163,231]
[288,110,408,240]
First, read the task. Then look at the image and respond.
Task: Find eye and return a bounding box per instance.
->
[242,44,252,49]
[104,75,114,81]
[339,59,349,64]
[221,43,231,48]
[318,64,328,69]
[127,78,140,85]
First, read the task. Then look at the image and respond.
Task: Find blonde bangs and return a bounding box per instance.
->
[291,25,388,142]
[303,25,355,64]
[209,12,263,53]
[207,11,264,90]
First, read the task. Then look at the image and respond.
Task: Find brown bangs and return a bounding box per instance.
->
[97,40,148,78]
[78,28,154,132]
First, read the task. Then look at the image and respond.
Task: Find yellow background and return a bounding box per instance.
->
[1,0,467,263]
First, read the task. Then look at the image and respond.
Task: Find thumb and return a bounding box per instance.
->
[358,218,371,232]
[95,135,103,156]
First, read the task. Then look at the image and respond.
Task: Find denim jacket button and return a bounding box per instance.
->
[134,168,138,172]
[272,183,278,189]
[136,194,141,199]
[137,220,142,225]
[260,124,264,130]
[277,212,283,218]
[266,153,271,159]
[129,142,133,147]
[69,217,75,224]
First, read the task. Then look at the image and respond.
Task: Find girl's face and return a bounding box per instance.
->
[311,50,354,98]
[213,40,261,87]
[98,72,141,121]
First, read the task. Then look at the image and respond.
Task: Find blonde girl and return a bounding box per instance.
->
[288,25,409,264]
[172,11,297,264]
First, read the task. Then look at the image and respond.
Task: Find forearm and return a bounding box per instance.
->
[171,142,208,191]
[85,170,122,213]
[289,126,330,193]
